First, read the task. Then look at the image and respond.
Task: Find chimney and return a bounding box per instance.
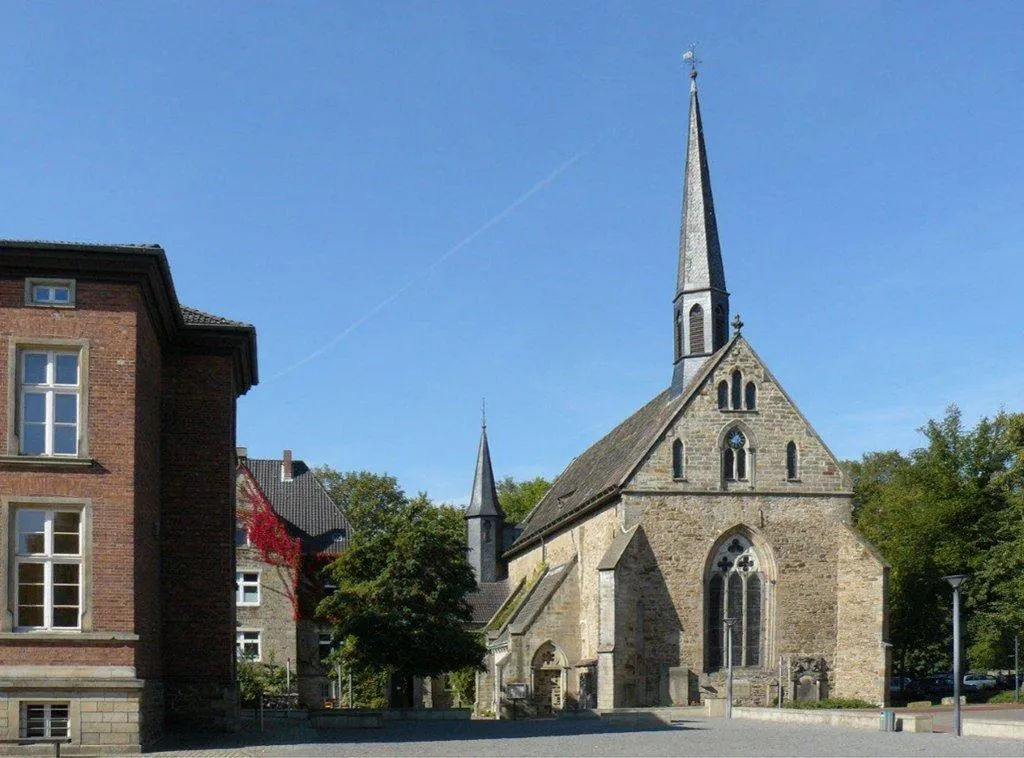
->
[282,449,293,482]
[236,446,248,461]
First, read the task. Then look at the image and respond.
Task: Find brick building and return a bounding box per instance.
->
[0,241,257,751]
[235,449,350,708]
[476,73,890,715]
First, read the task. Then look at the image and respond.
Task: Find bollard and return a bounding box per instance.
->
[879,709,896,732]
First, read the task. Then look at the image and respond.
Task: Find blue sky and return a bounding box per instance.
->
[2,3,1022,504]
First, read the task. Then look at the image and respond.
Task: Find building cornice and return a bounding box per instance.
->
[0,241,257,393]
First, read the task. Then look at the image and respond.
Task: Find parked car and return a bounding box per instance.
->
[889,676,913,696]
[963,673,998,690]
[904,674,980,699]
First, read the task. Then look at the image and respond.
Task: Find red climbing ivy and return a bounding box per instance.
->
[238,477,303,620]
[238,472,337,621]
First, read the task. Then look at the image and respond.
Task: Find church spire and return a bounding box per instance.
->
[466,416,502,519]
[670,62,730,397]
[465,414,505,583]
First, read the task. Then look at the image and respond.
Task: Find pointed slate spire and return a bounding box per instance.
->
[465,419,502,519]
[677,71,726,295]
[670,67,730,396]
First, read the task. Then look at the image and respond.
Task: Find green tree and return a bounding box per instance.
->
[314,467,485,690]
[496,475,551,524]
[851,406,1024,674]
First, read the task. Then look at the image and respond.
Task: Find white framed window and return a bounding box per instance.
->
[14,509,82,630]
[19,350,81,456]
[234,521,250,547]
[25,278,75,308]
[236,630,261,660]
[20,702,70,740]
[235,571,260,606]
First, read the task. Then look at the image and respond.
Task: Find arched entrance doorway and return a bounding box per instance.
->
[531,641,566,716]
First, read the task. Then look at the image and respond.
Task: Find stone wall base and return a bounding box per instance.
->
[0,685,145,754]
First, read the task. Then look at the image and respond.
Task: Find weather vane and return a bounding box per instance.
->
[682,44,701,80]
[481,398,486,429]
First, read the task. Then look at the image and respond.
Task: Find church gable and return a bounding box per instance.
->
[628,337,848,494]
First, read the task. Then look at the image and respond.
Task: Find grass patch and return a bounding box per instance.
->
[486,562,547,633]
[782,698,878,710]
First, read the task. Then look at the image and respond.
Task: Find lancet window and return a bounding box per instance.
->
[672,439,684,479]
[730,370,742,410]
[689,304,705,354]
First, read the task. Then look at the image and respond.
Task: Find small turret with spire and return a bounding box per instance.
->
[465,403,506,583]
[670,50,730,397]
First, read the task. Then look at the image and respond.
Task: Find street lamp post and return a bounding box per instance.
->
[943,574,967,737]
[1014,632,1019,704]
[724,616,739,720]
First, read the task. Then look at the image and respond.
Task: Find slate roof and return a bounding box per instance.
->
[508,339,736,556]
[466,579,510,625]
[181,305,252,328]
[243,457,351,555]
[466,426,503,519]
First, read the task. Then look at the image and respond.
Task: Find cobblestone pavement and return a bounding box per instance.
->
[152,715,1023,757]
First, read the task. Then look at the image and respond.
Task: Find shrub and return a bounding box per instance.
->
[987,690,1019,704]
[237,659,289,706]
[782,698,878,709]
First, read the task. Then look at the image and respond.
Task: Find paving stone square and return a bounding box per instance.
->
[152,714,1024,757]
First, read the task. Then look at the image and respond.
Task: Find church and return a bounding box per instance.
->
[466,69,890,714]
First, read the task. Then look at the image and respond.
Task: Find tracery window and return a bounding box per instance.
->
[723,427,748,481]
[786,441,798,480]
[672,439,684,479]
[689,304,704,354]
[706,535,763,670]
[730,370,742,410]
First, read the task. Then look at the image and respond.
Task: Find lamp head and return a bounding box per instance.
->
[943,574,968,590]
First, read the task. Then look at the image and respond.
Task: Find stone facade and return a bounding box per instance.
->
[482,338,889,715]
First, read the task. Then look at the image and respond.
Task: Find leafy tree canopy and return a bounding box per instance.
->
[850,406,1024,674]
[496,475,551,524]
[314,467,485,679]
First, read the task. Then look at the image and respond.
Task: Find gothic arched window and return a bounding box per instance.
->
[744,382,757,410]
[672,439,684,479]
[717,381,728,410]
[723,427,748,481]
[730,370,742,410]
[482,520,492,543]
[714,305,726,347]
[786,441,798,480]
[706,535,763,670]
[675,311,683,361]
[689,305,705,354]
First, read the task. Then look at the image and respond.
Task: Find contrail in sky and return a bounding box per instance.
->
[270,145,593,381]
